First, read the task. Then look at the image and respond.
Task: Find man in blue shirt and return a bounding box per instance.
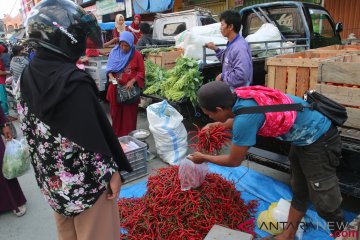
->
[188,81,345,239]
[205,10,253,88]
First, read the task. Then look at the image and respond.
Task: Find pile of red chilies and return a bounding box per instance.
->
[189,124,232,155]
[118,166,258,239]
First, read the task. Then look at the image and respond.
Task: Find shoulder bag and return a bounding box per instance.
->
[116,83,141,104]
[234,90,347,126]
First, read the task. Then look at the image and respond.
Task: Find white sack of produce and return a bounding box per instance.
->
[245,23,295,56]
[175,23,227,61]
[147,100,187,165]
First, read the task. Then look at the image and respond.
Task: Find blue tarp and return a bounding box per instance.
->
[132,0,174,14]
[120,163,357,239]
[99,21,132,31]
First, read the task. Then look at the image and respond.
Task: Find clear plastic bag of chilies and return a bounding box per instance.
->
[2,139,31,179]
[178,158,208,191]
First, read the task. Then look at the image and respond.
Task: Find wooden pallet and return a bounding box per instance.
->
[147,49,183,69]
[266,51,344,97]
[317,53,360,129]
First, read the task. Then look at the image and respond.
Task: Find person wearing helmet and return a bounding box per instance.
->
[19,0,132,239]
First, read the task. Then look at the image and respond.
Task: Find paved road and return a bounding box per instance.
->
[1,106,359,240]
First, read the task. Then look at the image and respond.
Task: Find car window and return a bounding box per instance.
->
[163,22,186,36]
[267,7,304,36]
[200,17,217,26]
[245,7,304,38]
[247,13,264,34]
[309,8,335,38]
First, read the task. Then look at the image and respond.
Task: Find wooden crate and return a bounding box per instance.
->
[317,53,360,129]
[147,49,183,69]
[266,51,344,97]
[312,44,360,54]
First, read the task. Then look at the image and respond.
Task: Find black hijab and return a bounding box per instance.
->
[20,50,132,173]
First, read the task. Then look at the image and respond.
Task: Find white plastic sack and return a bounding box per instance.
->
[178,158,208,191]
[147,100,188,165]
[175,23,227,61]
[2,139,30,179]
[245,23,295,55]
[271,199,304,240]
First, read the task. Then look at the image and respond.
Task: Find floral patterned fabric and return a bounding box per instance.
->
[18,100,118,216]
[234,86,297,137]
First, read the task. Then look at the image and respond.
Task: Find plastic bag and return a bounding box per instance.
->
[147,100,188,165]
[175,23,227,61]
[245,23,295,56]
[178,158,208,191]
[257,198,304,239]
[2,139,31,179]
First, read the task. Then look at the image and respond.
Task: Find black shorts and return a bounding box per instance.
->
[288,124,343,215]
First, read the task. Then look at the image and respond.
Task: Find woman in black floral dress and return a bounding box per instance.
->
[19,1,132,239]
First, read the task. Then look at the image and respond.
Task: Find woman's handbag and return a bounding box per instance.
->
[116,83,141,104]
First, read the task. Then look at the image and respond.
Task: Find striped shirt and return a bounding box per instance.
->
[10,56,29,83]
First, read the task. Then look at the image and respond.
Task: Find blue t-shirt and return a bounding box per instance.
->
[232,95,331,146]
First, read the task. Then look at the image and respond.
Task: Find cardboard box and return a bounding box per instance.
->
[147,49,183,69]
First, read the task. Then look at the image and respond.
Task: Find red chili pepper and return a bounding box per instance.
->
[118,166,258,239]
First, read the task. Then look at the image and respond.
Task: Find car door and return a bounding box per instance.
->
[308,8,341,48]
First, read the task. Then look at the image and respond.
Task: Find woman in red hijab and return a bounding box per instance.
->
[128,14,142,45]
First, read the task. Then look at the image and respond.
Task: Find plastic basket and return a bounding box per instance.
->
[118,136,148,182]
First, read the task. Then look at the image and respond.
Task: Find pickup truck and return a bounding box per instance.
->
[152,7,217,44]
[201,1,342,86]
[199,2,360,198]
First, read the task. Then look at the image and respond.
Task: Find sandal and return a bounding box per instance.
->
[13,205,26,217]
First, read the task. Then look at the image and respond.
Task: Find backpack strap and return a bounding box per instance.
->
[233,103,305,116]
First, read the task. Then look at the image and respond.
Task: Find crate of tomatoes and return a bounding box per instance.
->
[317,53,360,129]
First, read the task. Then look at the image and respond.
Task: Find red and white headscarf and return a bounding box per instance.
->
[128,14,142,44]
[234,86,297,137]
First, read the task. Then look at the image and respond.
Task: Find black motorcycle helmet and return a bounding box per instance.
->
[25,0,102,60]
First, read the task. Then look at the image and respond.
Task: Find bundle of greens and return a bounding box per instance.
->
[141,46,177,55]
[160,57,203,105]
[143,60,168,95]
[143,57,203,106]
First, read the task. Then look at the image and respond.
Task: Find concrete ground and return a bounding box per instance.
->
[0,103,359,240]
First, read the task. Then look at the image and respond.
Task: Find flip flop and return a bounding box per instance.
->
[13,205,26,217]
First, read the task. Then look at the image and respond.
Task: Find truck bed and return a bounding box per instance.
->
[248,134,360,198]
